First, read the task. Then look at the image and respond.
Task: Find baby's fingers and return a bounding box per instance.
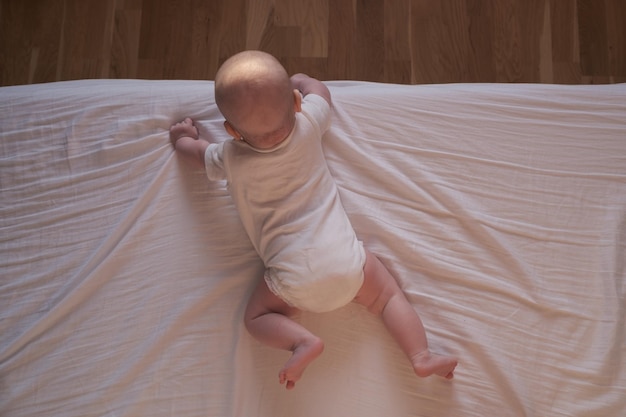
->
[170,118,198,140]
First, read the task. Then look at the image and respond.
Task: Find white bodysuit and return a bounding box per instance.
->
[204,94,365,313]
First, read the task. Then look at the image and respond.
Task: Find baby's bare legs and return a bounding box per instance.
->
[244,278,324,390]
[355,250,457,379]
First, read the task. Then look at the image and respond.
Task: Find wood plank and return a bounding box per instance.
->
[466,0,497,83]
[539,0,554,83]
[384,0,411,83]
[519,0,548,82]
[605,0,626,78]
[276,0,329,57]
[440,0,484,83]
[327,0,357,80]
[110,0,142,79]
[259,18,302,59]
[577,0,609,77]
[409,0,443,83]
[59,0,115,81]
[355,0,385,82]
[492,1,525,82]
[216,0,246,65]
[188,0,217,79]
[284,57,328,81]
[0,1,29,85]
[550,0,582,83]
[0,0,65,85]
[410,1,484,84]
[246,0,273,51]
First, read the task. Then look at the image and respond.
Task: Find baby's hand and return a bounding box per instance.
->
[170,117,199,146]
[168,118,210,169]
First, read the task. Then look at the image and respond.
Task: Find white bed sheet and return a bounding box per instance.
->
[1,79,625,417]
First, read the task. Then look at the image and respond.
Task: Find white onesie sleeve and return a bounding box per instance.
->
[204,142,227,181]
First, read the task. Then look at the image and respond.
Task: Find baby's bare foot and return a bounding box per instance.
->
[411,350,458,379]
[278,337,324,390]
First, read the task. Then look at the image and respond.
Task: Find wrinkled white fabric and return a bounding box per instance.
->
[1,80,625,417]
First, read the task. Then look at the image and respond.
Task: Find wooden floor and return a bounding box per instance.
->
[1,0,625,86]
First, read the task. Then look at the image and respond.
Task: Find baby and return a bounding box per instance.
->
[170,50,457,390]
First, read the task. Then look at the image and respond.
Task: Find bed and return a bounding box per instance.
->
[1,79,625,417]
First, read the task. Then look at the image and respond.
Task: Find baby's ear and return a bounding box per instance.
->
[293,89,302,113]
[223,121,242,140]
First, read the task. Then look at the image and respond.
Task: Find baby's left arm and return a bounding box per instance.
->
[170,118,209,170]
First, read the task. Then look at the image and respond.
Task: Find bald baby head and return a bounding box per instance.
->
[215,51,299,148]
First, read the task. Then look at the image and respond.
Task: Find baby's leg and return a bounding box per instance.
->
[354,250,457,379]
[244,278,324,390]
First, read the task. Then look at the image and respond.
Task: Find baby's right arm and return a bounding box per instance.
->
[290,73,332,107]
[170,118,210,170]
